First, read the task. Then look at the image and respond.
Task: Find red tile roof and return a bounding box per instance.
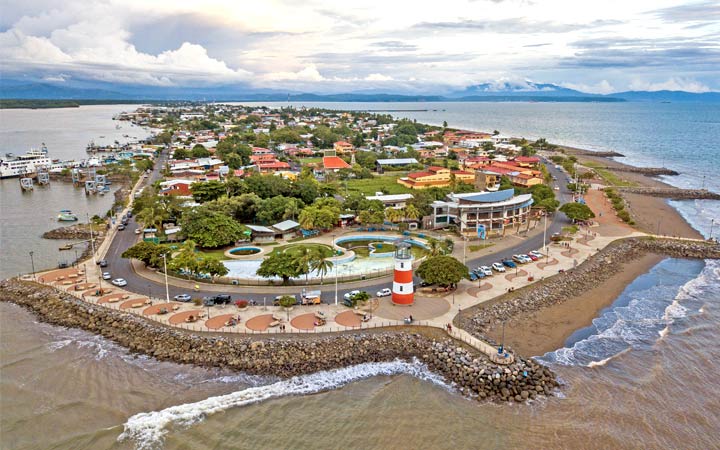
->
[323,156,351,169]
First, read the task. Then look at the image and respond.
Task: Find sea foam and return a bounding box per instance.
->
[118,359,451,450]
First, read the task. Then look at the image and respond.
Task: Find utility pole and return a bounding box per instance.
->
[29,251,35,279]
[710,219,715,240]
[333,236,338,306]
[543,211,548,254]
[162,253,170,303]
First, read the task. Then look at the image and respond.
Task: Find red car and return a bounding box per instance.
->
[526,253,539,261]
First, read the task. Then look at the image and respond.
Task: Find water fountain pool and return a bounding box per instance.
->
[228,246,261,256]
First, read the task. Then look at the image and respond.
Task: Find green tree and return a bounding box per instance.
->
[385,208,403,224]
[256,251,304,283]
[277,295,297,308]
[416,255,469,287]
[191,181,226,203]
[426,237,442,256]
[196,256,228,281]
[559,202,596,222]
[121,241,170,268]
[173,148,189,160]
[191,144,211,158]
[180,209,246,248]
[135,158,154,172]
[309,249,333,284]
[169,240,200,276]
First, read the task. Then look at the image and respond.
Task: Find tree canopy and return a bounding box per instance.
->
[191,180,227,203]
[559,202,595,222]
[416,255,470,287]
[121,241,170,268]
[180,209,247,248]
[256,251,306,283]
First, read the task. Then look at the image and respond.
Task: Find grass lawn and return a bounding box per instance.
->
[297,157,322,165]
[468,243,494,252]
[196,247,232,258]
[582,161,638,187]
[271,242,335,258]
[344,174,412,195]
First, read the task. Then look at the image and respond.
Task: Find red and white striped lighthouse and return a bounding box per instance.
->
[392,241,414,305]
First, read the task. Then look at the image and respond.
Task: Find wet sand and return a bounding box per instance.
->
[489,253,664,356]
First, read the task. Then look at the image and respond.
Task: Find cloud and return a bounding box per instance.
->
[650,1,720,23]
[560,80,616,94]
[264,64,327,82]
[412,18,621,34]
[42,74,68,82]
[364,73,393,81]
[628,77,711,93]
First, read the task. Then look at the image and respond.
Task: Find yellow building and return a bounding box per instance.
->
[398,166,474,189]
[333,141,354,154]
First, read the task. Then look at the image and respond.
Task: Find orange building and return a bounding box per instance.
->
[398,166,474,189]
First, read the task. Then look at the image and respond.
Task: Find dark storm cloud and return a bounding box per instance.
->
[650,1,720,23]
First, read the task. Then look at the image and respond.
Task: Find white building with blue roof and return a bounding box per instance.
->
[429,189,533,236]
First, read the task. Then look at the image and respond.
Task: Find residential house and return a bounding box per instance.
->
[397,166,474,189]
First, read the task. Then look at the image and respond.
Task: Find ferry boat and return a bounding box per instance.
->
[58,210,79,222]
[0,147,52,179]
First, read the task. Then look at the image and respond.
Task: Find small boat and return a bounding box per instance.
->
[5,152,14,158]
[59,244,73,250]
[58,210,79,221]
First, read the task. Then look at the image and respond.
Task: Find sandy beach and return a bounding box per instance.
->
[488,253,664,356]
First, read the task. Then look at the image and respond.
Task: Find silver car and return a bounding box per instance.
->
[111,278,127,287]
[491,262,506,272]
[102,272,111,280]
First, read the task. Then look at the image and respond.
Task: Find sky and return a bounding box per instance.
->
[0,0,718,94]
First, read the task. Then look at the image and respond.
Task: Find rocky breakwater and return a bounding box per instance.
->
[426,342,558,402]
[605,166,679,176]
[0,278,559,403]
[459,237,720,339]
[617,187,720,200]
[42,223,104,240]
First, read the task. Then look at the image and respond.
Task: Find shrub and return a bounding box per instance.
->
[235,300,248,308]
[192,298,202,306]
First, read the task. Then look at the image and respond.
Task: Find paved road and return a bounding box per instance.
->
[102,154,573,304]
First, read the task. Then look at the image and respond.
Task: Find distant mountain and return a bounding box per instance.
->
[448,81,592,98]
[611,90,720,102]
[1,78,718,103]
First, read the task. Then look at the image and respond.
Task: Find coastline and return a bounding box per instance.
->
[489,252,664,356]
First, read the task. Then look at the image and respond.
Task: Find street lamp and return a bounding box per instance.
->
[29,251,35,279]
[87,213,97,265]
[710,218,715,241]
[162,253,170,304]
[333,235,338,306]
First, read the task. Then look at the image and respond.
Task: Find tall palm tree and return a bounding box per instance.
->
[293,247,315,284]
[298,208,316,230]
[283,199,301,221]
[309,248,334,285]
[403,204,420,222]
[385,207,403,224]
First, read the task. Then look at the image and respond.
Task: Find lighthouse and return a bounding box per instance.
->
[392,241,414,305]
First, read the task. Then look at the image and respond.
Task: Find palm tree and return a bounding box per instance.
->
[298,208,316,230]
[293,247,315,284]
[426,237,442,256]
[283,199,301,221]
[309,248,334,285]
[403,204,420,222]
[385,208,403,224]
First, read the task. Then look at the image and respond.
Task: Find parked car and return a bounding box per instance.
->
[174,294,192,302]
[134,228,142,234]
[526,253,539,261]
[491,262,506,272]
[126,211,132,218]
[512,254,525,264]
[117,224,126,231]
[502,259,517,268]
[202,294,232,306]
[376,288,392,297]
[472,269,485,278]
[102,272,111,280]
[529,250,543,259]
[469,272,478,281]
[479,266,493,276]
[343,290,361,301]
[98,259,108,267]
[111,278,127,287]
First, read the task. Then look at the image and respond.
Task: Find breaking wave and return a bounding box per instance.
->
[540,258,713,367]
[119,359,451,450]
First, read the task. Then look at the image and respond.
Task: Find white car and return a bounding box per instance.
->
[478,266,493,276]
[102,272,112,280]
[491,262,506,272]
[174,294,192,302]
[529,250,543,258]
[134,228,142,234]
[376,288,392,297]
[344,290,361,300]
[111,278,127,287]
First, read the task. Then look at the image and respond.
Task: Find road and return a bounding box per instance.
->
[102,153,573,304]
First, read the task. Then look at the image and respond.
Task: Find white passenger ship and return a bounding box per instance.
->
[0,146,52,178]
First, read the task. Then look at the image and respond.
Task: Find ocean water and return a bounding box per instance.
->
[1,102,719,450]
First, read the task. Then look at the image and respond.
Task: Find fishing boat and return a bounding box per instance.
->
[59,243,73,251]
[58,210,79,222]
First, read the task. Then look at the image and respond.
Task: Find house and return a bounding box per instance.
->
[513,156,541,167]
[397,166,474,189]
[272,220,300,240]
[159,179,194,197]
[333,141,354,154]
[320,154,351,176]
[375,158,419,173]
[428,189,534,236]
[245,224,276,243]
[365,193,414,209]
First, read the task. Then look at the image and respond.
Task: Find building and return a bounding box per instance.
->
[321,155,351,172]
[428,189,533,236]
[392,242,414,306]
[365,193,414,209]
[333,141,354,154]
[473,171,501,192]
[375,158,419,173]
[159,179,193,196]
[397,166,474,189]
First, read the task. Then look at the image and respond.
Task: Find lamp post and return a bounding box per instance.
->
[162,253,170,304]
[84,263,88,284]
[73,249,78,267]
[29,251,35,279]
[710,218,715,240]
[333,235,338,306]
[87,213,96,265]
[543,211,548,254]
